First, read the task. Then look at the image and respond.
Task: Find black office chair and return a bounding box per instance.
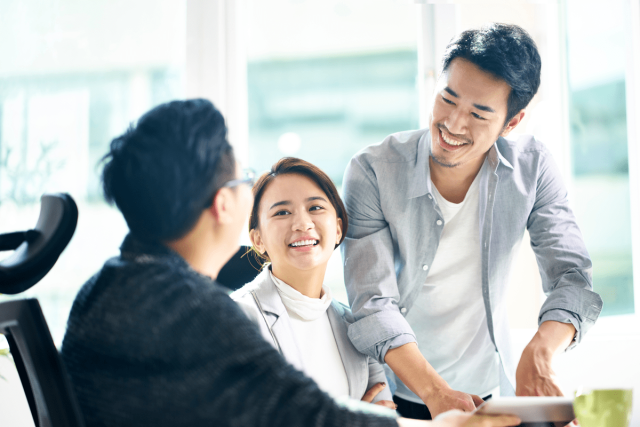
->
[0,193,84,427]
[217,245,263,291]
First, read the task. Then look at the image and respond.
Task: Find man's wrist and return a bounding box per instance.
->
[523,335,554,361]
[416,372,450,404]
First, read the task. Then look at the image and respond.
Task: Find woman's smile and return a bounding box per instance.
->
[288,236,320,251]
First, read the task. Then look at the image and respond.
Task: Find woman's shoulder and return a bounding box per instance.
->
[329,299,356,323]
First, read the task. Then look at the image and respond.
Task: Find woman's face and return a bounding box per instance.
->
[251,174,342,275]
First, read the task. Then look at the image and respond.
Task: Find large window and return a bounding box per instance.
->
[0,2,186,423]
[0,0,186,342]
[565,0,634,317]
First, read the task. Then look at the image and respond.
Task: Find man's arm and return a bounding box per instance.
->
[519,147,603,396]
[386,343,483,414]
[341,154,479,417]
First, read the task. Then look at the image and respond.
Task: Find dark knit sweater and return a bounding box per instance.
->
[60,235,397,427]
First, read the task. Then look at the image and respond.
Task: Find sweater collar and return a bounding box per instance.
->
[119,233,212,281]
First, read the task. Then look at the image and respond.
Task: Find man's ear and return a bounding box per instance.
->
[211,188,235,224]
[250,228,266,254]
[500,110,526,137]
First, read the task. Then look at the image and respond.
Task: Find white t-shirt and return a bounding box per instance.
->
[394,165,499,403]
[270,272,351,400]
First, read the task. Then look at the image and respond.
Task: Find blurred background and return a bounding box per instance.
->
[1,0,640,425]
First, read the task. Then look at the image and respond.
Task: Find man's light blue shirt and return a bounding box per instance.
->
[341,128,603,394]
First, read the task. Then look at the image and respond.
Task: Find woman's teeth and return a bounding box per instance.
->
[289,239,319,247]
[441,131,466,146]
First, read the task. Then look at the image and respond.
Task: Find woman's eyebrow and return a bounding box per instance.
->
[269,200,290,210]
[269,197,327,210]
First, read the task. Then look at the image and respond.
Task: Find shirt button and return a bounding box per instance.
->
[400,307,407,314]
[422,264,429,271]
[436,220,443,226]
[428,194,433,199]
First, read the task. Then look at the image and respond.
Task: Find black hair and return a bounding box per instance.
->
[101,99,236,242]
[441,23,541,126]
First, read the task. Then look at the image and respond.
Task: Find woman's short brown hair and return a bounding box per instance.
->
[249,157,348,262]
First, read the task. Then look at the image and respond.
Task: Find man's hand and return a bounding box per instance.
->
[515,344,563,397]
[424,386,484,418]
[516,321,575,397]
[385,343,483,418]
[361,382,397,409]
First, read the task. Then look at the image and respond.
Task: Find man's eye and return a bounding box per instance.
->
[442,96,455,105]
[472,112,486,120]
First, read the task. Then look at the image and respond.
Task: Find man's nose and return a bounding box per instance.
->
[443,108,468,135]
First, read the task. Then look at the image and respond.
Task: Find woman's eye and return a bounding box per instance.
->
[309,205,324,212]
[442,96,455,105]
[274,210,290,216]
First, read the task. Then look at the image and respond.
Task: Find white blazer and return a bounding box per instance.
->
[231,269,392,403]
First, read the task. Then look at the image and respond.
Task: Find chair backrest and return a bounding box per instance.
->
[0,193,78,294]
[0,298,85,427]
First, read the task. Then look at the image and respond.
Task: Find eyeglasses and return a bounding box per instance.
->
[203,168,256,209]
[222,168,256,189]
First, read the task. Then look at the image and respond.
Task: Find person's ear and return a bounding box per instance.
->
[250,228,266,254]
[211,188,235,224]
[500,110,525,137]
[335,217,343,246]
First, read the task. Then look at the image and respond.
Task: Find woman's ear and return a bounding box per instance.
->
[250,228,266,254]
[335,217,343,245]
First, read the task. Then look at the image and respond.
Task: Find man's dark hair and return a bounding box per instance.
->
[101,99,236,242]
[441,23,541,126]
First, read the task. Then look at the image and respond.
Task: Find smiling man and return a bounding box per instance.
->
[341,23,603,420]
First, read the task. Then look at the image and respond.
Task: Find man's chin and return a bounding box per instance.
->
[430,153,459,169]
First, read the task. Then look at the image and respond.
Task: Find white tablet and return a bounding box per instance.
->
[474,397,575,423]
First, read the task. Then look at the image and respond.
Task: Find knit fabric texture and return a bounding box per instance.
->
[61,234,397,427]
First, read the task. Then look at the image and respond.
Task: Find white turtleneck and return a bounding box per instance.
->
[270,271,350,400]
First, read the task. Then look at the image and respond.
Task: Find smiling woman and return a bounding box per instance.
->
[231,157,396,409]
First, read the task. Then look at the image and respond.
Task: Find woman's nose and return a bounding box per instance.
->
[292,212,314,231]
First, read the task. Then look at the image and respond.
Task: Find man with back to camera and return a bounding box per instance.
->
[341,23,604,420]
[59,99,520,427]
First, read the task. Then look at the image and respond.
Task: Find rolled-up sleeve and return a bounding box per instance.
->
[527,150,603,346]
[342,155,417,364]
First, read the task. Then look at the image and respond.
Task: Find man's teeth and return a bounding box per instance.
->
[290,240,318,247]
[441,131,465,146]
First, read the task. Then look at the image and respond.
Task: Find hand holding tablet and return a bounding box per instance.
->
[474,397,575,424]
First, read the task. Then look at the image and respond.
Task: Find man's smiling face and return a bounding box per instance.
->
[429,57,518,169]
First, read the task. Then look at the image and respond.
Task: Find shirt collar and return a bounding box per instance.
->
[492,137,514,171]
[408,131,512,200]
